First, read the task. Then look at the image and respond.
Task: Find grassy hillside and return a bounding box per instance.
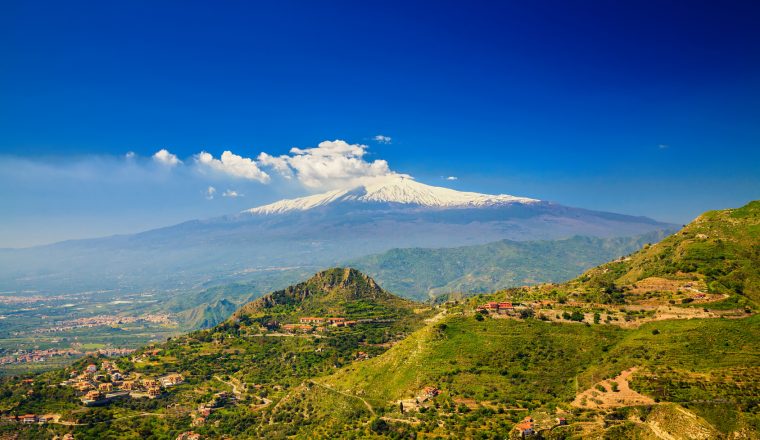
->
[565,200,760,306]
[324,316,622,406]
[350,231,672,300]
[177,298,239,330]
[310,311,758,438]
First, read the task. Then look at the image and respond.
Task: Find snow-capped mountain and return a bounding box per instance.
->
[0,178,677,294]
[246,177,539,215]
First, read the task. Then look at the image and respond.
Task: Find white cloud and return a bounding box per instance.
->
[257,139,403,190]
[257,152,293,179]
[222,189,242,198]
[152,149,182,166]
[658,144,669,149]
[445,176,458,181]
[125,151,136,159]
[373,135,392,144]
[205,186,216,200]
[196,151,270,183]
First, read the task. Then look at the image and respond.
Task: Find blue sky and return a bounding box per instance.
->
[1,0,759,247]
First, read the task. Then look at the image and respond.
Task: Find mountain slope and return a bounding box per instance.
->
[349,230,673,300]
[177,298,239,330]
[563,200,760,306]
[318,314,758,438]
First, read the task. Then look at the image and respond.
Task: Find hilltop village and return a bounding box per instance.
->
[3,355,184,427]
[67,356,184,406]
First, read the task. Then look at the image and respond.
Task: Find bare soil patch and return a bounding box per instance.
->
[572,367,655,409]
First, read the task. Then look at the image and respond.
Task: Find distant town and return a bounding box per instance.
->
[0,348,135,366]
[25,313,174,335]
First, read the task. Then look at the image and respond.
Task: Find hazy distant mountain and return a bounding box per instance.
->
[0,178,675,293]
[349,230,674,300]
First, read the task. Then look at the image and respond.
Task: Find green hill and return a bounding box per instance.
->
[318,314,758,438]
[232,267,417,322]
[560,200,760,307]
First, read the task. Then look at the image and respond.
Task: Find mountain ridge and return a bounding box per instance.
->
[349,230,675,300]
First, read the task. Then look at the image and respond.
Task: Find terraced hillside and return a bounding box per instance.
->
[564,200,760,307]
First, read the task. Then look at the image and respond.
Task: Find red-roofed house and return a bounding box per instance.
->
[515,417,534,437]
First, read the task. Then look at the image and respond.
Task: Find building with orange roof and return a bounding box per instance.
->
[299,317,325,324]
[159,373,184,387]
[75,381,94,391]
[142,378,158,388]
[83,390,102,401]
[515,416,534,437]
[282,324,313,332]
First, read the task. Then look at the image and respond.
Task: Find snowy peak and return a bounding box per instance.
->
[245,177,540,215]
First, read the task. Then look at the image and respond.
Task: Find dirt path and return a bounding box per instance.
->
[425,310,447,324]
[646,421,678,440]
[247,333,322,338]
[572,367,655,409]
[381,416,420,425]
[309,380,375,416]
[213,375,244,399]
